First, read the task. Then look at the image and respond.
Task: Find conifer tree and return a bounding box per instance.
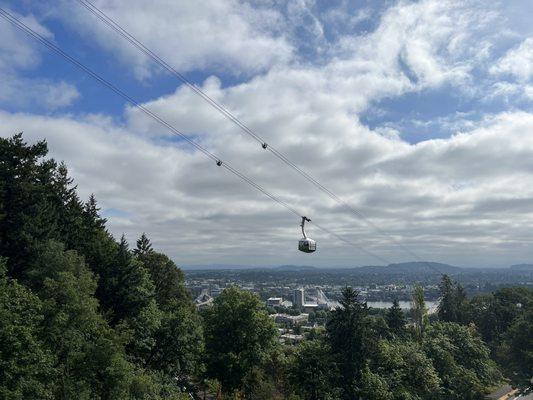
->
[411,284,428,340]
[438,275,467,323]
[386,299,406,336]
[134,232,153,256]
[326,287,369,399]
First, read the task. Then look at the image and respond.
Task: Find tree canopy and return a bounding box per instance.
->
[1,134,530,399]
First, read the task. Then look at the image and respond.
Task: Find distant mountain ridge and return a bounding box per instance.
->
[274,265,317,272]
[182,261,462,273]
[510,264,533,271]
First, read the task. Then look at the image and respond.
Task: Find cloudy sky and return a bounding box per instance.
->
[1,0,533,268]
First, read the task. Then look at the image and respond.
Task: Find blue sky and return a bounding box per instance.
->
[1,0,533,267]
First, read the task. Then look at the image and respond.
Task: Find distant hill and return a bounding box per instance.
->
[353,262,462,274]
[181,264,270,271]
[182,262,463,273]
[509,264,533,271]
[274,265,317,272]
[182,264,318,271]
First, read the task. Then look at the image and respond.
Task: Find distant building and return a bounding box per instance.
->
[293,288,305,308]
[267,297,283,307]
[302,304,319,313]
[272,313,309,326]
[194,290,214,309]
[280,333,304,344]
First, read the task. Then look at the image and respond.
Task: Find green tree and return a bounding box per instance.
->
[437,275,467,323]
[423,322,501,400]
[287,339,338,400]
[134,232,154,256]
[369,339,441,399]
[411,284,428,340]
[386,299,407,337]
[326,287,369,399]
[32,241,133,399]
[358,365,393,400]
[143,302,204,382]
[109,235,157,325]
[136,249,190,308]
[202,286,278,396]
[468,287,532,346]
[0,259,55,399]
[499,306,533,389]
[0,134,59,279]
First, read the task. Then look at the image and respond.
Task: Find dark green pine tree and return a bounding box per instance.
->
[386,299,407,336]
[83,194,107,230]
[134,232,153,256]
[326,287,369,400]
[438,274,467,323]
[0,134,59,279]
[107,235,153,324]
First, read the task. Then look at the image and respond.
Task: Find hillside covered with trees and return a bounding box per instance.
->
[1,134,531,399]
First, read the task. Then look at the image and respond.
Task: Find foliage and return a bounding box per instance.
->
[1,134,529,398]
[202,286,278,396]
[411,284,428,339]
[287,339,338,400]
[0,259,54,399]
[423,322,502,399]
[386,299,407,337]
[437,275,467,323]
[326,287,369,399]
[0,134,202,399]
[499,306,533,389]
[369,339,441,399]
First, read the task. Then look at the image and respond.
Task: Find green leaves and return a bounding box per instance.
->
[0,262,54,399]
[423,322,501,400]
[0,134,203,399]
[202,286,278,396]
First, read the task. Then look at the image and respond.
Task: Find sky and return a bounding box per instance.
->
[1,0,533,268]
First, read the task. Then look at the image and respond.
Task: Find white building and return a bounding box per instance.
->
[271,313,309,326]
[293,288,305,308]
[267,297,283,307]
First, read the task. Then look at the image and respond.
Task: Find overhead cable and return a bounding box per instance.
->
[75,0,441,274]
[0,6,391,267]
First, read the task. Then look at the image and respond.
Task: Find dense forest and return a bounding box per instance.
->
[0,134,531,399]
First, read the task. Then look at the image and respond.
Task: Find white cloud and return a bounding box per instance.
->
[0,8,80,109]
[2,0,533,268]
[52,0,293,79]
[491,37,533,81]
[333,0,497,90]
[0,77,80,110]
[2,101,533,268]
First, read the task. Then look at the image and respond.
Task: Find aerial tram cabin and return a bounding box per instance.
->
[298,216,316,253]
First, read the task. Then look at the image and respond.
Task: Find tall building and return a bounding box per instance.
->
[293,288,305,308]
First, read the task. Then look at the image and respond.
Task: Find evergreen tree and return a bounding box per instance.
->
[411,284,428,340]
[500,307,533,389]
[326,287,369,399]
[437,275,467,323]
[369,339,441,399]
[134,233,153,256]
[0,134,59,279]
[386,299,407,336]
